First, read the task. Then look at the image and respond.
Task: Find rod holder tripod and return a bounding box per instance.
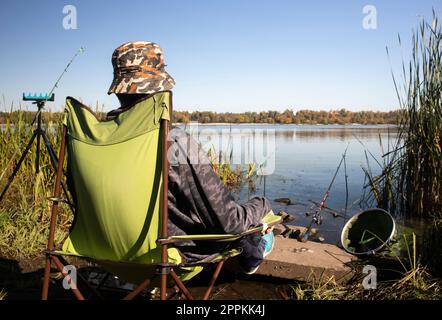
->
[0,93,73,210]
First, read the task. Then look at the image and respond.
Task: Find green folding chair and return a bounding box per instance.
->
[42,91,281,300]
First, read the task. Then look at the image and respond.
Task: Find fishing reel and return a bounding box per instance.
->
[299,227,314,243]
[299,216,322,243]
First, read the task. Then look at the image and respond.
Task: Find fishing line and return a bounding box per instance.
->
[343,145,349,220]
[29,47,85,126]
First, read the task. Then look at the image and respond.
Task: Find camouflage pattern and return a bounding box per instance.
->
[167,127,272,263]
[108,41,176,95]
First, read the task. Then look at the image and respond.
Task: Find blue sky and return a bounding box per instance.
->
[0,0,441,112]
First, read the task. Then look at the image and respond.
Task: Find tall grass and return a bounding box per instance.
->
[0,106,71,260]
[0,289,6,300]
[363,12,442,219]
[380,12,442,220]
[207,147,255,190]
[396,13,442,220]
[361,11,442,277]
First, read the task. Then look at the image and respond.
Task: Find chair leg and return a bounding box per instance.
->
[160,273,168,300]
[51,256,85,300]
[203,260,225,300]
[41,256,52,300]
[167,285,181,300]
[56,256,105,300]
[123,278,151,300]
[170,270,194,300]
[42,126,67,300]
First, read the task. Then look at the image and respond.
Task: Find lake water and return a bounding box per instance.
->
[1,122,399,244]
[178,124,398,245]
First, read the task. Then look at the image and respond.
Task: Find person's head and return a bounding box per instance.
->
[108,41,175,106]
[115,93,147,108]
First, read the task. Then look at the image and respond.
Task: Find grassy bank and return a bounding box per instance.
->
[0,110,70,261]
[291,266,442,300]
[290,233,442,300]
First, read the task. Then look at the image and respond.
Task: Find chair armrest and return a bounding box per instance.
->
[157,211,282,245]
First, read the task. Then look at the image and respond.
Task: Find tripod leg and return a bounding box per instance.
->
[35,112,42,174]
[41,132,60,173]
[35,130,41,174]
[0,132,37,203]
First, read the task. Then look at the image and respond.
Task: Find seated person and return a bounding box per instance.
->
[106,41,274,273]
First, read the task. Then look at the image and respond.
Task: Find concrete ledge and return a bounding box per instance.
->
[254,235,357,283]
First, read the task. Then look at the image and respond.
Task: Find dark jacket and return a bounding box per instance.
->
[167,127,272,262]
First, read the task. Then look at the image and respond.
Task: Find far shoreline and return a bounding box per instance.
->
[173,122,398,126]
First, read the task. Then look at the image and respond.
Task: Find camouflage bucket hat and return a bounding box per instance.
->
[108,41,176,95]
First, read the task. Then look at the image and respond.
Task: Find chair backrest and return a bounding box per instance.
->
[61,91,181,264]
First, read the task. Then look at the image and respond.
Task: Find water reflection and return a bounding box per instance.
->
[181,124,397,142]
[293,127,396,142]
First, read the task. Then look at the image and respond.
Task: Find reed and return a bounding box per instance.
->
[0,289,6,300]
[388,11,442,220]
[207,146,255,189]
[360,11,442,278]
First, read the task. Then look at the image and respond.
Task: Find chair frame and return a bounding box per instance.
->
[41,92,278,300]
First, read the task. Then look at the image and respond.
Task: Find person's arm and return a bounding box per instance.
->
[168,128,272,235]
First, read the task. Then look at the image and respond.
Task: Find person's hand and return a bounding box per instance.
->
[261,223,274,235]
[264,226,274,234]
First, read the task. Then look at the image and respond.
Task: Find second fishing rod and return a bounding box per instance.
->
[299,144,349,243]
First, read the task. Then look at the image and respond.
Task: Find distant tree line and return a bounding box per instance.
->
[173,109,399,125]
[0,108,399,125]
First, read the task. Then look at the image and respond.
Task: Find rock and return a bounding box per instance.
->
[278,211,295,223]
[273,224,287,236]
[288,229,301,240]
[274,198,292,205]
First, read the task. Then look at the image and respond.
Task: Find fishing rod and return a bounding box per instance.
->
[29,46,85,125]
[0,47,85,205]
[299,144,349,242]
